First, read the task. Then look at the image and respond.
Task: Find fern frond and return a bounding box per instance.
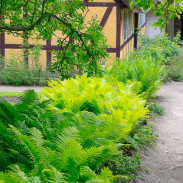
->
[42,166,68,183]
[28,176,41,183]
[10,126,46,166]
[16,90,38,113]
[0,171,24,183]
[9,164,28,182]
[56,127,80,144]
[0,97,21,126]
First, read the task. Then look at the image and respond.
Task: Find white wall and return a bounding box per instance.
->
[146,11,165,39]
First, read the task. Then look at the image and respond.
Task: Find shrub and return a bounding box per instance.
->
[148,103,165,115]
[107,52,166,99]
[164,55,183,81]
[138,33,181,64]
[0,75,148,182]
[0,46,58,86]
[138,33,183,82]
[108,154,140,182]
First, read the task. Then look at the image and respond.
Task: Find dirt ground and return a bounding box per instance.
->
[136,81,183,183]
[0,85,44,93]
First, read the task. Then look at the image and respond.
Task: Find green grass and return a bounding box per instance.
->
[0,91,43,98]
[0,92,23,97]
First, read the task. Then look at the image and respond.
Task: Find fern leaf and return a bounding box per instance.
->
[0,171,24,183]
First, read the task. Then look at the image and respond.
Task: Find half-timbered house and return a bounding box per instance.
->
[0,0,146,69]
[83,0,146,64]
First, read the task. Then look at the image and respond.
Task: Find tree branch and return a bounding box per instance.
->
[0,12,51,31]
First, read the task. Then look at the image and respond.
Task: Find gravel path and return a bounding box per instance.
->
[0,85,45,93]
[0,85,46,103]
[137,81,183,183]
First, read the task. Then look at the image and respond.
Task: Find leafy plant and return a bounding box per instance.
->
[107,52,166,99]
[0,0,109,79]
[148,103,165,115]
[164,55,183,81]
[129,0,183,31]
[0,74,149,182]
[138,33,181,65]
[108,154,140,182]
[107,120,156,182]
[0,46,58,86]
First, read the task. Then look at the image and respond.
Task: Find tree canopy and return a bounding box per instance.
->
[0,0,183,78]
[0,0,108,79]
[130,0,183,29]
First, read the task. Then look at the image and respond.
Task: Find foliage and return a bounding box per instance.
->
[139,33,183,82]
[107,120,156,182]
[129,0,183,29]
[138,33,181,65]
[107,33,182,99]
[108,154,140,182]
[148,103,165,115]
[0,92,23,97]
[164,55,183,81]
[132,122,156,149]
[107,52,166,99]
[0,75,149,182]
[0,47,57,86]
[0,0,108,79]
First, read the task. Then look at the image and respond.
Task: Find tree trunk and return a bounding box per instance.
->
[166,0,174,40]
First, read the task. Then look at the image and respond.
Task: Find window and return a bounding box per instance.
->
[140,12,146,26]
[140,13,142,26]
[144,12,146,24]
[124,13,128,41]
[128,12,132,38]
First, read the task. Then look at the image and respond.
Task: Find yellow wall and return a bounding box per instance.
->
[2,0,146,70]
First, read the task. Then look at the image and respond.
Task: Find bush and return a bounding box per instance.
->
[138,33,183,82]
[0,76,148,182]
[0,46,58,86]
[138,33,181,64]
[107,52,166,99]
[164,55,183,81]
[108,154,140,182]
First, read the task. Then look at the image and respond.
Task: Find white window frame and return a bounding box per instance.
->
[128,12,132,38]
[124,13,128,41]
[143,12,146,24]
[140,13,142,26]
[140,12,146,26]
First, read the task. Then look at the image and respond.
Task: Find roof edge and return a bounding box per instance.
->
[114,0,130,8]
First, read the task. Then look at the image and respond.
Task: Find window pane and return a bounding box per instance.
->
[124,13,128,41]
[128,12,131,37]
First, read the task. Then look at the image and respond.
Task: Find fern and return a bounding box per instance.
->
[108,53,166,99]
[1,75,150,182]
[0,171,25,183]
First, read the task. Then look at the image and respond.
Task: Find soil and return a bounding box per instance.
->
[136,81,183,183]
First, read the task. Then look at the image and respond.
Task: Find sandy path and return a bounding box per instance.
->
[0,85,44,93]
[137,82,183,183]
